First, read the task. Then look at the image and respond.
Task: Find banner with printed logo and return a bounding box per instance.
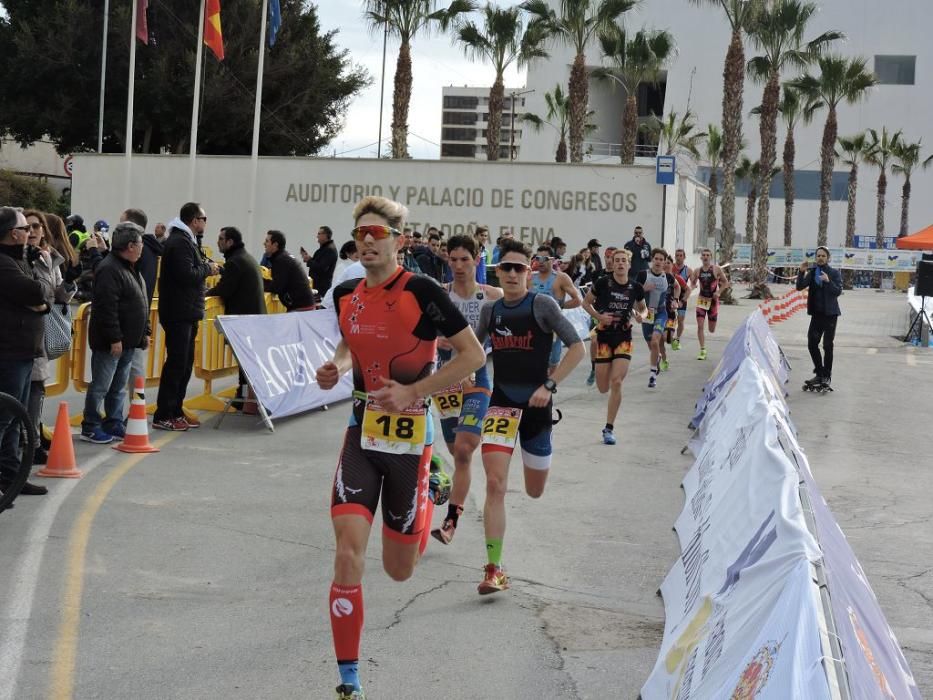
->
[217,310,352,421]
[736,246,922,271]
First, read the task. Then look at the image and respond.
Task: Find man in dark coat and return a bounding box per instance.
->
[796,246,842,387]
[208,226,266,408]
[415,232,448,283]
[623,227,652,277]
[0,207,50,495]
[301,225,338,298]
[81,223,150,443]
[154,202,218,431]
[263,230,314,311]
[120,208,161,392]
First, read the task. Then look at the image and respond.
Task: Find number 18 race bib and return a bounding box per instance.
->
[481,406,523,450]
[361,398,427,455]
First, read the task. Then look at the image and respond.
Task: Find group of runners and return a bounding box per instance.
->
[315,197,729,699]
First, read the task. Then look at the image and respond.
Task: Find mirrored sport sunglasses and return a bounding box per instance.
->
[497,261,530,273]
[351,224,401,241]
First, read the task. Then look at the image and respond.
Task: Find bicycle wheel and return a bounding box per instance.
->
[0,391,37,513]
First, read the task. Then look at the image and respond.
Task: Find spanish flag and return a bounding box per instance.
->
[204,0,224,61]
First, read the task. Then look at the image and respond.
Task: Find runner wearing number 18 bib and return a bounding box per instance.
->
[472,238,584,595]
[430,235,503,546]
[316,197,485,700]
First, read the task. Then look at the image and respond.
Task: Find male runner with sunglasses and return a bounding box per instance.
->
[317,197,485,700]
[635,249,680,388]
[582,249,647,445]
[530,244,581,373]
[472,238,584,594]
[430,234,503,545]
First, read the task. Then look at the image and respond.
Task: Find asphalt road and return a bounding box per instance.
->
[0,286,930,699]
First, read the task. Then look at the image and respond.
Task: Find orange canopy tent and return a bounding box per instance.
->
[895,225,933,250]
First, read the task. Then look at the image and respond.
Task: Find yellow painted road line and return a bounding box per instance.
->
[48,434,178,700]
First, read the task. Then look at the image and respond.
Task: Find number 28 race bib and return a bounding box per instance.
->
[432,384,463,419]
[361,398,427,455]
[481,406,523,449]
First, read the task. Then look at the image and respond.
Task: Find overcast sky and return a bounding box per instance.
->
[317,2,526,160]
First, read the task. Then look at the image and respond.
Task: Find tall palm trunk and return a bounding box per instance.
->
[487,76,505,161]
[899,178,911,237]
[746,184,757,243]
[706,168,719,244]
[873,170,886,288]
[718,30,744,270]
[620,94,638,165]
[842,163,858,288]
[568,53,588,163]
[556,136,568,163]
[816,106,837,246]
[753,72,781,285]
[391,41,412,159]
[782,125,795,247]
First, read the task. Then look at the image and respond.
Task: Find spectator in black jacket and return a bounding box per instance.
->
[623,227,652,277]
[301,225,338,298]
[263,230,314,311]
[81,223,150,443]
[0,207,50,495]
[209,226,266,407]
[415,232,448,283]
[796,246,842,386]
[154,202,218,431]
[120,208,160,393]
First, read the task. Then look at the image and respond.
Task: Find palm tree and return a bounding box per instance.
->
[891,138,933,238]
[865,127,901,244]
[775,86,818,245]
[365,0,473,159]
[746,0,839,275]
[704,124,723,246]
[641,109,706,159]
[451,4,549,161]
[864,127,901,287]
[789,55,877,246]
[522,84,597,162]
[837,132,869,289]
[522,0,638,163]
[688,0,763,271]
[592,26,676,164]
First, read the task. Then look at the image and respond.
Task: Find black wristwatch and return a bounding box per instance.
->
[543,379,557,394]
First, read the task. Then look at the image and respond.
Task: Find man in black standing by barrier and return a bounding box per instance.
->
[301,225,338,298]
[0,207,49,496]
[154,202,218,432]
[263,230,315,311]
[797,246,842,390]
[208,226,266,408]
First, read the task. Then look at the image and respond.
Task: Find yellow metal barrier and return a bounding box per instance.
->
[45,351,71,397]
[184,296,239,411]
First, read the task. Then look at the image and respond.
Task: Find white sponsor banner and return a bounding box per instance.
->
[217,310,352,421]
[643,359,823,699]
[731,245,922,271]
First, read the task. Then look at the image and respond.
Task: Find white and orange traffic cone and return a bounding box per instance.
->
[36,402,82,479]
[115,377,159,454]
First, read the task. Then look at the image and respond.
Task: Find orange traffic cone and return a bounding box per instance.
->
[36,402,82,479]
[115,377,159,454]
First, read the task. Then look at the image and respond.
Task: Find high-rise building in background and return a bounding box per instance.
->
[440,87,526,161]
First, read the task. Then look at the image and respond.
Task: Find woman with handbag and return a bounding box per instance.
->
[25,210,76,465]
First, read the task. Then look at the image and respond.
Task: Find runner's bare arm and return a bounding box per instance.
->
[582,288,613,326]
[559,272,582,309]
[715,265,730,291]
[482,284,504,301]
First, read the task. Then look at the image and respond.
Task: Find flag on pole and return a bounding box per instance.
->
[136,0,149,44]
[268,0,282,48]
[204,0,224,61]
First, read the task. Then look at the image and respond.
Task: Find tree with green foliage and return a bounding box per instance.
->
[522,84,595,162]
[593,25,676,165]
[837,132,868,288]
[641,109,706,159]
[450,3,548,161]
[366,0,472,159]
[704,124,723,245]
[523,0,638,163]
[0,0,369,155]
[891,137,933,238]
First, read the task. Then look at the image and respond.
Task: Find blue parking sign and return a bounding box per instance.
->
[656,155,675,185]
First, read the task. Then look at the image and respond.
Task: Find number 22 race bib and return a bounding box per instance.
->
[481,406,523,450]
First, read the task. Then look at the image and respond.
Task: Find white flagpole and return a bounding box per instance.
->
[247,0,270,241]
[124,0,139,210]
[97,0,110,153]
[188,0,207,198]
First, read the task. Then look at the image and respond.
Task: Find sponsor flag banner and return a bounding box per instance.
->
[217,310,352,421]
[748,246,922,271]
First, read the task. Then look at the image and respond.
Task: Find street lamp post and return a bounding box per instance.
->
[509,88,535,161]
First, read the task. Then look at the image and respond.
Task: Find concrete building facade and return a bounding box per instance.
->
[440,86,527,161]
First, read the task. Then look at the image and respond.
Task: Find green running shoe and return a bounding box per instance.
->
[697,347,708,360]
[672,339,681,350]
[660,359,670,371]
[429,461,452,506]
